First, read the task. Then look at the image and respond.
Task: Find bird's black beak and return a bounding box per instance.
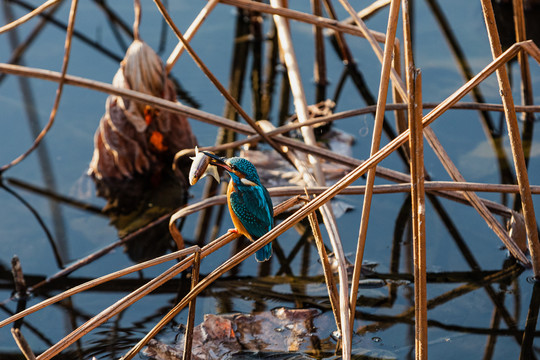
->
[202,151,232,172]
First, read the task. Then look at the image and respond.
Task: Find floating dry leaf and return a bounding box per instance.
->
[144,308,323,360]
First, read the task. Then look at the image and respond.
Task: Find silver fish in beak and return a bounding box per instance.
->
[189,147,220,185]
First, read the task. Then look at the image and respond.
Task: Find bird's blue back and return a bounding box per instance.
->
[227,157,274,261]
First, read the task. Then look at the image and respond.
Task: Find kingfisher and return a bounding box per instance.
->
[202,152,274,262]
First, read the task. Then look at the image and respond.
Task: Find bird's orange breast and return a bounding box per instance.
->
[227,180,252,240]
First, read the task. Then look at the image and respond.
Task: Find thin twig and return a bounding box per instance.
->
[220,0,387,43]
[0,247,200,329]
[307,208,341,330]
[0,0,61,34]
[0,1,61,85]
[182,249,201,360]
[349,0,401,336]
[35,247,205,360]
[11,328,37,360]
[165,0,219,73]
[336,0,406,98]
[0,0,79,174]
[409,66,427,359]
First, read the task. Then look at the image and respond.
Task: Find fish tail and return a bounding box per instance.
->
[255,243,272,262]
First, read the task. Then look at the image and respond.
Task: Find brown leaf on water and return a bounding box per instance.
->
[144,308,322,360]
[88,40,196,181]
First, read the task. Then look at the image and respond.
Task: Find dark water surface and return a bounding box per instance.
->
[1,0,540,359]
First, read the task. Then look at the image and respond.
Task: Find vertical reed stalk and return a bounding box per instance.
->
[0,0,79,174]
[307,209,341,330]
[182,250,201,360]
[402,4,427,356]
[311,0,327,102]
[409,69,427,360]
[479,0,540,277]
[348,0,401,334]
[269,2,351,357]
[511,0,535,192]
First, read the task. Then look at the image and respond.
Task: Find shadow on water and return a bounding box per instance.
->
[1,0,540,359]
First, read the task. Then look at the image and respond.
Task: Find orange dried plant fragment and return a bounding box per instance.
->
[149,130,168,152]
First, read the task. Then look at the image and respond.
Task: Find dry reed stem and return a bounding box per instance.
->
[124,105,530,359]
[168,194,305,259]
[172,181,527,221]
[406,0,523,264]
[165,0,219,74]
[169,195,226,248]
[480,0,540,276]
[0,0,78,174]
[0,0,60,34]
[512,0,534,121]
[345,0,391,22]
[182,250,201,360]
[248,40,540,268]
[348,0,401,335]
[36,250,203,360]
[153,0,291,165]
[220,0,387,43]
[410,69,427,360]
[269,1,350,355]
[124,178,389,358]
[11,328,36,360]
[268,183,540,197]
[0,2,61,84]
[401,2,427,356]
[25,209,174,293]
[0,247,199,329]
[307,208,341,331]
[336,0,406,98]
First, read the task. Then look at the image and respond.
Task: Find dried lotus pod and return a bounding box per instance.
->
[88,39,197,181]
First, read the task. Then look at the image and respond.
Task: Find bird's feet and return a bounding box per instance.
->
[227,228,239,235]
